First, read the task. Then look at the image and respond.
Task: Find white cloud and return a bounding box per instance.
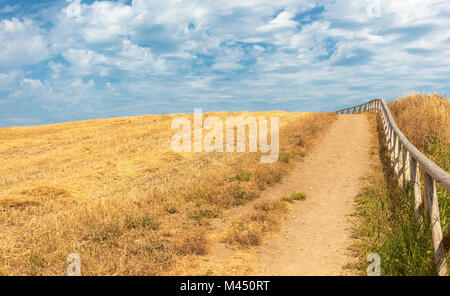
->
[259,10,298,32]
[65,0,82,18]
[1,0,450,126]
[117,40,169,73]
[0,18,48,71]
[61,48,107,76]
[0,70,20,90]
[20,78,44,89]
[48,61,65,78]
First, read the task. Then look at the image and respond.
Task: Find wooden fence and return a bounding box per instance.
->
[336,98,450,276]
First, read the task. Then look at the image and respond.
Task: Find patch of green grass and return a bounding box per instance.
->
[126,215,160,230]
[188,209,218,223]
[353,178,437,275]
[29,252,46,268]
[352,116,439,276]
[282,192,306,203]
[185,188,209,202]
[229,171,252,182]
[228,184,255,204]
[230,220,244,229]
[294,150,306,157]
[291,192,306,201]
[273,171,282,183]
[279,152,290,163]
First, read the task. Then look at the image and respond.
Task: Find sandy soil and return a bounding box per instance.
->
[255,114,372,275]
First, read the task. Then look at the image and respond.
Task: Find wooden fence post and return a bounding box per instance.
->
[386,121,390,148]
[391,131,397,166]
[423,168,430,214]
[410,158,422,220]
[403,146,410,182]
[397,140,403,184]
[424,173,447,276]
[386,123,391,150]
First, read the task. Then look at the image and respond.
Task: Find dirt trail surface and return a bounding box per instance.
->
[183,114,373,276]
[255,114,372,275]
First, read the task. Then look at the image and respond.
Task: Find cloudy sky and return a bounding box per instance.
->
[0,0,449,126]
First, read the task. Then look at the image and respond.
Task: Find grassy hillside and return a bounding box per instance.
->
[0,111,336,275]
[388,94,450,232]
[352,94,449,276]
[388,94,449,152]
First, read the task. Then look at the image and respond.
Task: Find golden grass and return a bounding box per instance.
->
[0,111,336,275]
[389,93,450,268]
[388,93,449,151]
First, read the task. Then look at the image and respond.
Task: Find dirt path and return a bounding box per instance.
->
[255,114,372,275]
[179,114,373,276]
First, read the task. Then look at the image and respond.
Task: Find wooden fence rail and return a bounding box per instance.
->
[336,98,450,276]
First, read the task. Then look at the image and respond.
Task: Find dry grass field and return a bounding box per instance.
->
[388,93,449,151]
[0,111,336,275]
[389,93,450,248]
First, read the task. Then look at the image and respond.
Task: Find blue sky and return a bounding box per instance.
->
[0,0,449,126]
